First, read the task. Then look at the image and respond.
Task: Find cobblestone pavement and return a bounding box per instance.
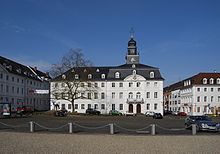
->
[0,132,220,154]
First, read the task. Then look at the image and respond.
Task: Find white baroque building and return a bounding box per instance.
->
[0,56,51,111]
[164,73,220,115]
[50,36,164,115]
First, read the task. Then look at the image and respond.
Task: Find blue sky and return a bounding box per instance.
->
[0,0,220,86]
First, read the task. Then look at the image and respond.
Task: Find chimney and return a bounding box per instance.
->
[34,67,37,71]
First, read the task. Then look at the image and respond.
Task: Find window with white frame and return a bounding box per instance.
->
[146,92,150,98]
[112,92,115,99]
[119,104,123,110]
[154,103,158,110]
[112,83,115,87]
[94,93,98,99]
[204,96,207,102]
[101,74,105,79]
[119,82,123,87]
[112,104,115,110]
[203,78,207,84]
[88,74,92,79]
[94,104,98,109]
[146,104,150,110]
[101,83,105,87]
[129,82,133,87]
[75,74,79,79]
[88,104,91,109]
[150,71,154,78]
[81,104,85,109]
[154,92,158,98]
[210,78,214,84]
[115,72,120,78]
[101,93,105,99]
[197,96,200,102]
[119,92,123,99]
[75,104,78,109]
[101,104,105,109]
[136,92,141,99]
[211,96,214,102]
[128,92,133,99]
[137,82,140,87]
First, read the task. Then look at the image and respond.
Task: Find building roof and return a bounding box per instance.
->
[52,63,164,82]
[0,56,51,81]
[164,72,220,91]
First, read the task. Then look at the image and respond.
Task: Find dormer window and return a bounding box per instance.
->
[16,69,21,74]
[150,71,154,78]
[217,78,220,84]
[62,74,66,79]
[96,69,100,72]
[71,69,75,72]
[115,72,120,78]
[133,70,136,75]
[88,74,92,79]
[210,78,214,84]
[101,74,105,79]
[132,64,136,68]
[203,78,207,84]
[75,74,79,79]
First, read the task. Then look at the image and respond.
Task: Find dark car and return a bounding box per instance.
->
[16,106,33,117]
[153,113,163,119]
[109,110,123,116]
[54,109,68,117]
[86,108,100,115]
[185,115,220,132]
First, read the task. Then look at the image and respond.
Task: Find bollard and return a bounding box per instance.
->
[69,123,73,134]
[109,123,114,135]
[192,124,197,135]
[151,124,155,135]
[29,121,35,133]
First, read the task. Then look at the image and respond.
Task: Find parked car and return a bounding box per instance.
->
[125,111,136,116]
[109,110,123,116]
[164,110,172,115]
[54,109,68,117]
[16,106,33,117]
[145,111,155,117]
[178,112,187,116]
[185,115,220,132]
[86,108,100,115]
[153,113,163,119]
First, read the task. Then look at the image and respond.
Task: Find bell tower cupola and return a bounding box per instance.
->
[126,29,140,64]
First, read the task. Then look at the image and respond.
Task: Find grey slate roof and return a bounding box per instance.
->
[0,56,51,81]
[52,63,164,82]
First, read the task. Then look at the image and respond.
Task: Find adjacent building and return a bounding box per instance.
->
[164,73,220,115]
[51,36,164,115]
[0,56,51,111]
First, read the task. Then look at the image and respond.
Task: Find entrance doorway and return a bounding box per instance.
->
[129,104,133,113]
[136,104,141,114]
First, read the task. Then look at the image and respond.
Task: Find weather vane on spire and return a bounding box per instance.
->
[130,27,135,38]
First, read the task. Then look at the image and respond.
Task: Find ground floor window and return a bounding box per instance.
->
[112,104,115,110]
[94,104,98,109]
[146,104,150,110]
[101,104,105,109]
[88,104,91,109]
[61,104,65,109]
[197,107,200,113]
[154,103,157,110]
[81,104,85,109]
[68,104,71,109]
[75,104,78,109]
[119,104,123,110]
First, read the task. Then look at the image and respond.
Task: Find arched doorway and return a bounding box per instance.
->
[129,104,133,113]
[136,104,141,114]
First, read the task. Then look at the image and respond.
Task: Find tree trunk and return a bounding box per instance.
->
[71,99,75,113]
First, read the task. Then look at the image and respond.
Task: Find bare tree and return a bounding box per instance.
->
[50,49,96,113]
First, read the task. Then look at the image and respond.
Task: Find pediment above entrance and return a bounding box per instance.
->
[124,74,146,81]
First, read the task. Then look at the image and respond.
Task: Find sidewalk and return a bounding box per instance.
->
[1,132,220,154]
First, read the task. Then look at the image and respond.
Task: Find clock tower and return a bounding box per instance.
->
[126,35,140,64]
